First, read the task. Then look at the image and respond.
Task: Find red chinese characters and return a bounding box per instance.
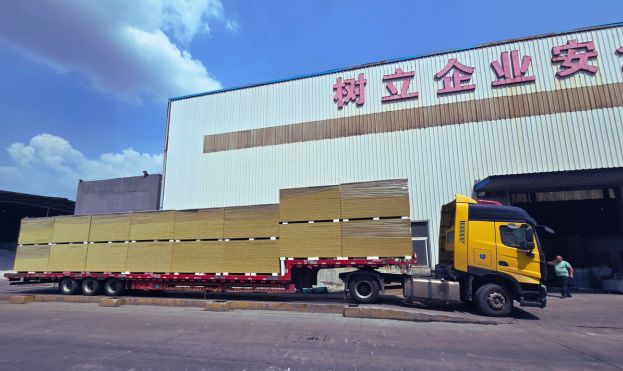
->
[330,38,614,108]
[551,39,599,77]
[490,50,536,86]
[382,68,419,102]
[435,59,476,94]
[333,73,367,108]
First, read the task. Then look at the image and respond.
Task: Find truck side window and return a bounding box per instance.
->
[446,229,454,243]
[499,225,531,248]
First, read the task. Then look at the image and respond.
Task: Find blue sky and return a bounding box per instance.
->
[0,0,622,199]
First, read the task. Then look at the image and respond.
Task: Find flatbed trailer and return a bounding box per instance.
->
[5,257,414,303]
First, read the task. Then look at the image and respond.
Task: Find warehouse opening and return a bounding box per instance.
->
[474,168,623,288]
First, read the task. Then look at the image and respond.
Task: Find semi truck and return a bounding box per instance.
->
[5,192,549,317]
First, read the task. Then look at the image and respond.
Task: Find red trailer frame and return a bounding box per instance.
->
[5,257,415,295]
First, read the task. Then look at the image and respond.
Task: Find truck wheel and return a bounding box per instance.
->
[349,276,380,304]
[81,278,101,296]
[104,278,124,296]
[59,277,80,295]
[475,283,512,317]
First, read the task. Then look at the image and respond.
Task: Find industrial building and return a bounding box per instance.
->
[0,190,74,270]
[162,24,623,275]
[74,174,162,215]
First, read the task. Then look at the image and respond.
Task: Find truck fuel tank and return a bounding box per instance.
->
[403,277,462,304]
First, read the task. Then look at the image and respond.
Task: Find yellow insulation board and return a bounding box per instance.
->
[48,244,88,272]
[52,215,91,243]
[171,241,223,273]
[129,211,175,241]
[279,185,341,222]
[126,242,172,273]
[221,240,279,274]
[341,219,412,258]
[173,208,224,240]
[340,179,410,219]
[279,222,342,258]
[18,217,54,245]
[85,243,128,272]
[13,245,50,272]
[89,214,131,242]
[224,204,279,238]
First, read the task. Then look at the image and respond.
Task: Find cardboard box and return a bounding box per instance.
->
[171,241,223,273]
[89,214,131,242]
[129,211,175,241]
[224,204,279,238]
[340,179,410,219]
[173,208,224,240]
[52,215,91,243]
[126,242,173,273]
[279,222,342,258]
[85,243,129,272]
[341,219,412,258]
[279,185,341,222]
[13,245,50,272]
[18,217,54,245]
[221,240,279,274]
[48,244,88,272]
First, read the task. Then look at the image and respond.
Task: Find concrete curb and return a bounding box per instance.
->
[8,295,34,304]
[204,300,344,314]
[99,298,125,307]
[0,294,496,325]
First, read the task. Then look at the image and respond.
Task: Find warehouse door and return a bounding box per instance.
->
[474,168,623,286]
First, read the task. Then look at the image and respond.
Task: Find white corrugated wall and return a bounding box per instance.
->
[163,25,623,264]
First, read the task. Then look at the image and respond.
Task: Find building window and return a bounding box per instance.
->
[411,221,430,267]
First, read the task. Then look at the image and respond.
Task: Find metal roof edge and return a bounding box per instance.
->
[169,22,623,103]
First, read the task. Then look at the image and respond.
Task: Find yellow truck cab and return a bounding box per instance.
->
[403,194,548,317]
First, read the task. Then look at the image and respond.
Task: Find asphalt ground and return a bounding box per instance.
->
[1,279,622,370]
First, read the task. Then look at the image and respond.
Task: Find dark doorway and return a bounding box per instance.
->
[474,169,623,288]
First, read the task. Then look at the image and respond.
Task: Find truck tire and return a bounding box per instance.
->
[349,276,380,304]
[104,278,124,296]
[82,278,101,296]
[474,283,512,317]
[59,277,80,295]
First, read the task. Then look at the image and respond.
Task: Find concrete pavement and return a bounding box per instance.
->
[1,294,622,370]
[0,278,622,370]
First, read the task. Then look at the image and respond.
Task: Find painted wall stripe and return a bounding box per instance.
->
[203,82,623,153]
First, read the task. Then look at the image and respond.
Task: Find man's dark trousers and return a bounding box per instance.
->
[561,276,571,297]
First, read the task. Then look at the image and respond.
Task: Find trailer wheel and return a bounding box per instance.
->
[349,276,380,304]
[81,278,101,296]
[104,278,124,296]
[474,283,512,317]
[59,277,80,295]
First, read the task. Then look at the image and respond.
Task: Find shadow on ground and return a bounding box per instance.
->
[2,280,538,321]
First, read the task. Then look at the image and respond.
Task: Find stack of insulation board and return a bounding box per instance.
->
[279,179,411,259]
[13,179,411,275]
[14,205,281,275]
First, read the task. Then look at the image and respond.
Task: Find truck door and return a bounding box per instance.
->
[495,223,541,284]
[466,221,497,271]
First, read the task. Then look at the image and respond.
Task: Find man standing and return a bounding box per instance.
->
[548,256,574,298]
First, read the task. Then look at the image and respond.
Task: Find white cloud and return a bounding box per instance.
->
[0,0,237,101]
[225,19,239,33]
[0,134,163,199]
